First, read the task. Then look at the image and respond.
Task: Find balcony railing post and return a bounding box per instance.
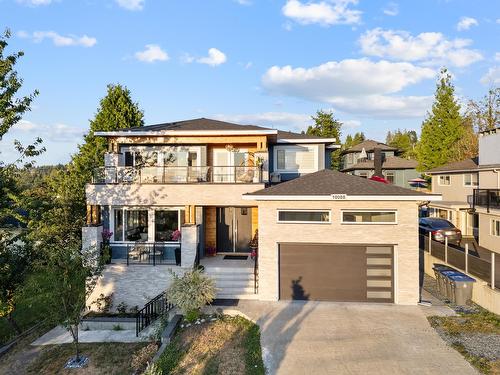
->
[153,243,156,266]
[492,252,496,290]
[465,242,469,274]
[428,232,432,256]
[127,244,130,266]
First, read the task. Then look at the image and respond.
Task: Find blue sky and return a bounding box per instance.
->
[1,0,498,165]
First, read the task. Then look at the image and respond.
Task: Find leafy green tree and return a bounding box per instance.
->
[23,244,105,364]
[465,88,499,132]
[343,132,366,150]
[307,110,342,170]
[386,129,418,159]
[416,68,464,171]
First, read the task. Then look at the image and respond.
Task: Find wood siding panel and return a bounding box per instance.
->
[205,207,217,249]
[251,207,258,239]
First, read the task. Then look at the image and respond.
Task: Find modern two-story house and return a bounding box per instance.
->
[83,118,439,309]
[340,140,419,188]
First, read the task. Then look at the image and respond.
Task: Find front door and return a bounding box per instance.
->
[216,207,252,252]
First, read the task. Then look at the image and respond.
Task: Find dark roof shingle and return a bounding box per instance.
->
[426,158,479,173]
[119,118,271,132]
[341,156,418,171]
[342,139,398,154]
[246,169,432,197]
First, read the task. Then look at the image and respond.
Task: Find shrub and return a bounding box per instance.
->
[116,302,128,315]
[93,293,113,313]
[131,342,159,372]
[166,269,215,319]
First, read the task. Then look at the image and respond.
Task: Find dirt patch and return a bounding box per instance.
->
[157,315,265,375]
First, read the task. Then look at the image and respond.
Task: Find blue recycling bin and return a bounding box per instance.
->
[440,270,463,300]
[432,264,455,296]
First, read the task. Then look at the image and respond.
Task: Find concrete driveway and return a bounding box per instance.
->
[230,300,477,375]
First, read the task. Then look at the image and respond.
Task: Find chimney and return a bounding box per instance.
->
[373,147,383,177]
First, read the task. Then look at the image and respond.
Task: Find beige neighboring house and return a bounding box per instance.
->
[83,118,440,311]
[425,157,479,238]
[425,126,500,253]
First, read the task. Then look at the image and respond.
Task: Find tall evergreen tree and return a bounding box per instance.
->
[28,84,144,247]
[307,110,342,170]
[343,132,366,150]
[386,129,418,159]
[416,69,464,171]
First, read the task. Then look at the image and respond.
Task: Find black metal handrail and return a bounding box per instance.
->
[92,165,263,184]
[136,292,174,337]
[473,189,500,213]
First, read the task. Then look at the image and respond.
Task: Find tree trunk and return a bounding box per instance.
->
[7,313,22,334]
[69,324,80,361]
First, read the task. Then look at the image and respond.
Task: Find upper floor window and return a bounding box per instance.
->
[491,219,500,237]
[275,145,317,173]
[384,172,395,184]
[341,210,397,224]
[277,210,330,223]
[463,173,478,187]
[438,175,451,186]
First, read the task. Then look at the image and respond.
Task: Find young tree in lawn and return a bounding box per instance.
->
[23,242,106,365]
[307,110,343,170]
[416,68,464,171]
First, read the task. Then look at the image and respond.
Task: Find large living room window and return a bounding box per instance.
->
[274,145,317,173]
[113,209,149,242]
[155,209,185,241]
[341,210,397,224]
[277,210,330,223]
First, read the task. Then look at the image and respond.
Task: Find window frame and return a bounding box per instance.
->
[491,219,500,237]
[340,209,398,225]
[384,171,395,184]
[463,173,479,187]
[276,209,332,224]
[438,175,451,186]
[273,145,318,174]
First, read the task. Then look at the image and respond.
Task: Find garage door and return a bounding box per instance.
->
[279,244,393,303]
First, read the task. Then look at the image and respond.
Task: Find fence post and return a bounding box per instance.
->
[465,243,469,274]
[445,236,448,264]
[428,232,432,256]
[492,252,496,290]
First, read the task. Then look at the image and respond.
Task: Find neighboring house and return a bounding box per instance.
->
[340,139,419,188]
[83,118,439,308]
[425,158,479,238]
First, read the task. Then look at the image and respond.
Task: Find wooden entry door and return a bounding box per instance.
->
[216,207,252,252]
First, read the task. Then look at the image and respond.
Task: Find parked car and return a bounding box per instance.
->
[419,217,462,245]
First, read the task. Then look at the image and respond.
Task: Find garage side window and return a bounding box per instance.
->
[277,210,330,223]
[342,211,397,224]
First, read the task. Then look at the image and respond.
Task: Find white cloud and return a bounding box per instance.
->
[19,31,97,47]
[197,48,227,66]
[383,2,398,16]
[457,16,478,31]
[115,0,144,11]
[480,67,500,85]
[343,119,361,128]
[234,0,252,5]
[12,120,84,142]
[359,28,483,67]
[262,58,435,117]
[16,0,53,6]
[282,0,361,26]
[495,52,500,62]
[214,112,313,132]
[134,44,169,63]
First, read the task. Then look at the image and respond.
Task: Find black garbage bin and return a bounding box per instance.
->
[174,247,181,266]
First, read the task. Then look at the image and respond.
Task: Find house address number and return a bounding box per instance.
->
[331,194,347,200]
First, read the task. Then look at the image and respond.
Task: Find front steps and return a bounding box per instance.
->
[203,265,258,300]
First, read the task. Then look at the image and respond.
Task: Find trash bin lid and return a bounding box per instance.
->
[448,274,475,282]
[440,270,462,276]
[433,264,453,271]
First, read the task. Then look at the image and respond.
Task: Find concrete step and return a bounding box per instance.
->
[214,279,255,289]
[203,266,254,274]
[216,286,255,294]
[216,293,259,300]
[208,273,254,281]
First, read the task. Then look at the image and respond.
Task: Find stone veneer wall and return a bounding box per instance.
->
[256,200,419,305]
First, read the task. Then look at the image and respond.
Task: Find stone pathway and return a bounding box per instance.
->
[31,326,148,345]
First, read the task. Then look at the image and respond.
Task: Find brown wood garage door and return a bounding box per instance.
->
[279,243,393,303]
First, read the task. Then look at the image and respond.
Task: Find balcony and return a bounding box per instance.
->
[473,189,500,212]
[92,165,263,185]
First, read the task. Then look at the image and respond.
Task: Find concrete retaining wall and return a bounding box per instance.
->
[423,251,500,314]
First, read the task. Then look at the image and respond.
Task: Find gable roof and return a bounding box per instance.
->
[341,156,418,172]
[243,169,440,201]
[342,139,398,154]
[425,158,479,174]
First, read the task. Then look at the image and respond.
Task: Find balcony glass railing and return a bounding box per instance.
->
[473,189,500,212]
[92,166,263,184]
